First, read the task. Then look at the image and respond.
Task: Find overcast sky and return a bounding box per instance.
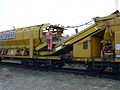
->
[0,0,119,34]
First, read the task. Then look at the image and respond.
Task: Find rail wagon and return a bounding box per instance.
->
[1,11,120,72]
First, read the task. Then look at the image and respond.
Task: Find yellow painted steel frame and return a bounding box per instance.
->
[72,11,120,62]
[1,11,120,64]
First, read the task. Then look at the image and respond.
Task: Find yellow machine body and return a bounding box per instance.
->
[0,24,64,58]
[1,11,120,72]
[72,11,120,62]
[73,36,101,59]
[1,11,120,64]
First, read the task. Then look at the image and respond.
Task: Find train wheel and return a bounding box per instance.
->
[86,62,94,71]
[112,63,120,73]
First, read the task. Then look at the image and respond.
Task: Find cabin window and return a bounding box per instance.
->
[83,41,88,49]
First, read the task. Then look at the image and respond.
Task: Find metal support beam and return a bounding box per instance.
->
[29,38,33,58]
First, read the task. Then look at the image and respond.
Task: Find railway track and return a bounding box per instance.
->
[0,62,120,80]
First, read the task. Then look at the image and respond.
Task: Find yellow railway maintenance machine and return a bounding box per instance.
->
[1,10,120,72]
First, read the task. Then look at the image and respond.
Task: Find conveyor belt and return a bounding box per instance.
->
[52,24,102,55]
[39,23,104,56]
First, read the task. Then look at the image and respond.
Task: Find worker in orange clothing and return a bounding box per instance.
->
[46,28,57,50]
